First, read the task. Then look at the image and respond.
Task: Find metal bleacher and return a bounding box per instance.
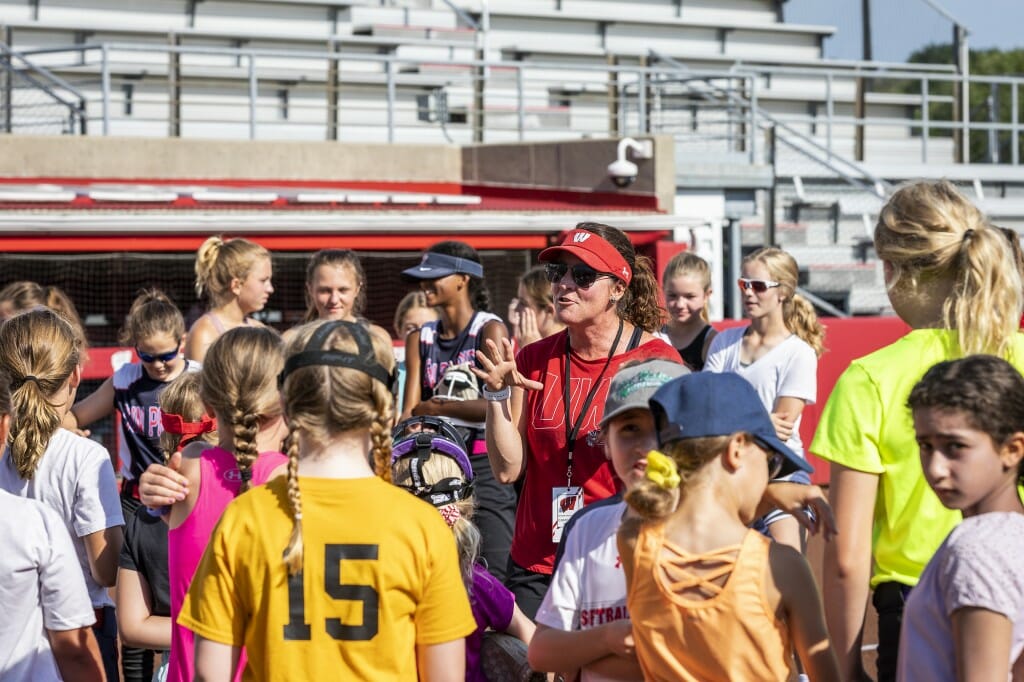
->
[4,0,1024,314]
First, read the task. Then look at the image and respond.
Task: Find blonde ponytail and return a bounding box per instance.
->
[876,180,1023,358]
[624,435,734,520]
[944,227,1023,357]
[785,294,826,358]
[0,309,81,480]
[194,235,270,307]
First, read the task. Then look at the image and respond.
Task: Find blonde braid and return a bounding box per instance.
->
[232,407,260,493]
[369,411,392,482]
[282,424,304,576]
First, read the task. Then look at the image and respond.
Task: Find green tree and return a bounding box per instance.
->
[886,44,1024,163]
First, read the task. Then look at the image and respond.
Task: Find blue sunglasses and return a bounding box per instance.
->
[136,347,180,363]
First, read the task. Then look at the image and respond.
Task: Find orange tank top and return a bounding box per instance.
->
[627,525,796,682]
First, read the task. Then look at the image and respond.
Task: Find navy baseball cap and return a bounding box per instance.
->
[649,372,813,477]
[402,251,484,280]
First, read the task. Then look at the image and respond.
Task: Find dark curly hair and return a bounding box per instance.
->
[908,355,1024,487]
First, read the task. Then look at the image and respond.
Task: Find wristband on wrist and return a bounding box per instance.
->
[482,385,511,401]
[146,505,172,517]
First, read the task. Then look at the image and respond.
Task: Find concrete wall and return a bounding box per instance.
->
[462,135,675,211]
[0,136,463,182]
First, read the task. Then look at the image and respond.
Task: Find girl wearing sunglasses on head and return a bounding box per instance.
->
[703,247,825,554]
[473,222,680,619]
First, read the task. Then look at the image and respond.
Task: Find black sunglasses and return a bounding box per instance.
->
[545,262,615,289]
[136,347,180,364]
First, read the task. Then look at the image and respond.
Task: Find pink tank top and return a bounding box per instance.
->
[167,446,287,682]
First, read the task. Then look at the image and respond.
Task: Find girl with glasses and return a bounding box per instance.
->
[63,289,198,681]
[474,222,680,619]
[64,290,197,513]
[812,181,1024,681]
[703,247,825,553]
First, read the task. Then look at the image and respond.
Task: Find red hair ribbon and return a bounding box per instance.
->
[161,412,217,449]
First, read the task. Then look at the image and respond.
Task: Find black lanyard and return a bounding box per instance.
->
[562,319,623,487]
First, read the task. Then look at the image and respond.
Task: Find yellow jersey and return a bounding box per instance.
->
[179,475,476,680]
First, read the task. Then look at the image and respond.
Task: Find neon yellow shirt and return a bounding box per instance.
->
[811,329,1024,587]
[179,475,476,681]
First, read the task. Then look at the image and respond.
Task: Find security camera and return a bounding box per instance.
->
[607,158,639,188]
[607,137,653,189]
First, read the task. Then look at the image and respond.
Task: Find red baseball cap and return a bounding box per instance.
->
[538,229,632,285]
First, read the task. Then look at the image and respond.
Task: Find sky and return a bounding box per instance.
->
[784,0,1024,63]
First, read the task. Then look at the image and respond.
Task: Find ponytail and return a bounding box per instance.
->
[576,222,666,332]
[785,294,826,358]
[624,435,733,520]
[945,227,1023,357]
[876,181,1022,358]
[0,309,81,480]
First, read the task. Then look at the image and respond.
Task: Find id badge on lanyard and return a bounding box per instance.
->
[554,320,623,544]
[551,486,584,543]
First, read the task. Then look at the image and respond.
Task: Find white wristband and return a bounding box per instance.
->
[482,385,511,401]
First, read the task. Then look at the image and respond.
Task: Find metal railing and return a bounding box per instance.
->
[6,39,1024,169]
[0,42,87,134]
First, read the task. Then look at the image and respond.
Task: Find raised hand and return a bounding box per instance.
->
[518,306,542,347]
[473,337,544,393]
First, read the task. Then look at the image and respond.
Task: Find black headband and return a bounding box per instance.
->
[279,320,395,390]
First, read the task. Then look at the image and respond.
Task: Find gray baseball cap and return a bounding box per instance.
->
[600,358,690,427]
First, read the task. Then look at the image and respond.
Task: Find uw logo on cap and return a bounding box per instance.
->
[572,232,591,243]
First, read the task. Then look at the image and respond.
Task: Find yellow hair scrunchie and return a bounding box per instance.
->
[645,450,680,490]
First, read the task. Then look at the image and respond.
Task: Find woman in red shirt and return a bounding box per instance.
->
[475,222,681,618]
